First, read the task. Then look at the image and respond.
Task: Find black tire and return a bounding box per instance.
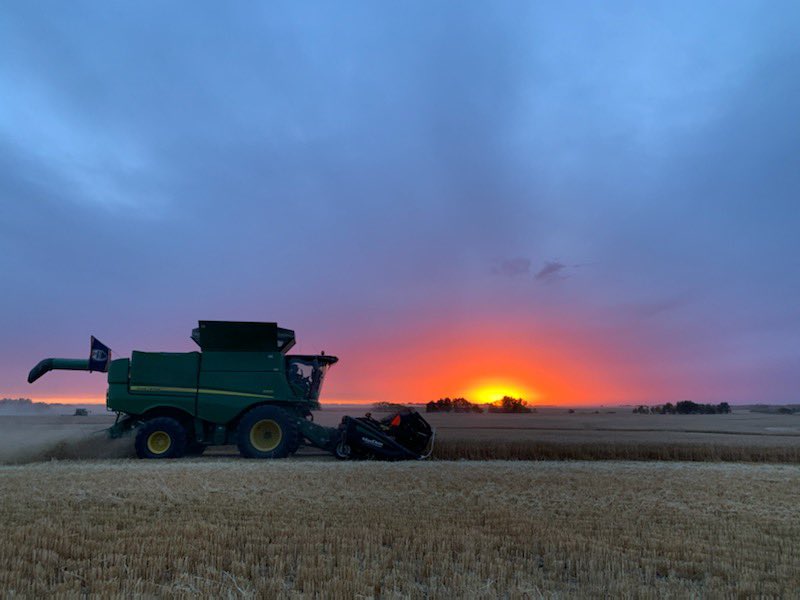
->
[287,434,303,455]
[185,442,207,456]
[334,440,351,460]
[287,417,309,455]
[236,405,297,459]
[135,417,188,459]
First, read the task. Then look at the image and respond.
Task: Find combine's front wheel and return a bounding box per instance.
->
[135,417,188,459]
[237,406,297,459]
[185,442,207,457]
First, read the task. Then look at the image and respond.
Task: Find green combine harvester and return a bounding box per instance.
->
[28,321,434,460]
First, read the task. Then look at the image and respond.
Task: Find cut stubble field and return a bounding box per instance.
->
[0,411,798,597]
[0,460,797,598]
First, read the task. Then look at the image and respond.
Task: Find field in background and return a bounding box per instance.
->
[412,409,800,462]
[0,408,799,463]
[0,460,797,597]
[336,407,800,462]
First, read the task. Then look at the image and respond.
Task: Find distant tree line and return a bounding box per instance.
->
[371,402,411,412]
[632,401,731,415]
[0,398,58,412]
[1,397,34,405]
[426,396,535,414]
[749,405,798,415]
[426,397,484,413]
[1,397,91,417]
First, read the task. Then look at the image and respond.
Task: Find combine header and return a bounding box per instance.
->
[28,321,434,460]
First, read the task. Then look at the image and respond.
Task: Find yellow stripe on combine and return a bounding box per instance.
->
[199,388,274,399]
[130,385,195,394]
[130,385,274,399]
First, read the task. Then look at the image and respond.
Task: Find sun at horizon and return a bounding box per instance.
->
[463,379,539,405]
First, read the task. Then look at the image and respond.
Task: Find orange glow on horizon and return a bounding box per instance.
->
[28,396,103,405]
[18,316,657,408]
[318,316,638,407]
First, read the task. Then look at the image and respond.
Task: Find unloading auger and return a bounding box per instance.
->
[28,321,435,460]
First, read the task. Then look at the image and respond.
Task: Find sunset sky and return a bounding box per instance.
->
[1,2,799,406]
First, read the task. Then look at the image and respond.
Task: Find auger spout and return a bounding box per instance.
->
[28,358,92,383]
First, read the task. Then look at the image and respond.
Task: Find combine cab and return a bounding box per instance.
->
[28,321,434,460]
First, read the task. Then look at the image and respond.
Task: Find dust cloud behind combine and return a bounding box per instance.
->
[0,415,133,464]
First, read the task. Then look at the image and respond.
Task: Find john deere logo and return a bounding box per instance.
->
[91,349,108,362]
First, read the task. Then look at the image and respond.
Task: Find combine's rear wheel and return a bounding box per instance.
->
[237,406,296,459]
[135,417,188,459]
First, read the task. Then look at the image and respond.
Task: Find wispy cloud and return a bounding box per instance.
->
[492,257,531,277]
[534,261,568,283]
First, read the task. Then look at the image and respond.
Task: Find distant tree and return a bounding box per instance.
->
[452,397,471,413]
[426,398,454,412]
[488,396,533,414]
[454,398,483,413]
[677,400,710,414]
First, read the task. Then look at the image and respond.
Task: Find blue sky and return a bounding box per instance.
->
[1,1,799,404]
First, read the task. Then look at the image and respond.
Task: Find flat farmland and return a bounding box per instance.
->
[0,411,797,596]
[0,460,797,597]
[318,408,800,462]
[0,408,799,463]
[322,407,800,445]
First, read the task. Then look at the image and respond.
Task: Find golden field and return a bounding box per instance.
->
[414,409,800,462]
[0,460,798,598]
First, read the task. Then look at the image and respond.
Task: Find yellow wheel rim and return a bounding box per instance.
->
[250,419,282,452]
[147,431,172,455]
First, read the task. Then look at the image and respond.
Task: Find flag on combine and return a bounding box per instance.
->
[88,336,111,372]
